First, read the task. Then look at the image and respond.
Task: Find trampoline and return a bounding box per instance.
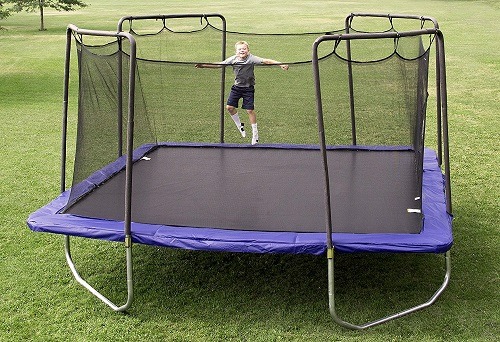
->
[27,13,453,329]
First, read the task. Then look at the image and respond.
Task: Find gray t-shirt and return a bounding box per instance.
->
[223,54,264,87]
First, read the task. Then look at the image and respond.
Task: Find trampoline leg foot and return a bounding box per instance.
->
[328,249,451,330]
[64,235,134,312]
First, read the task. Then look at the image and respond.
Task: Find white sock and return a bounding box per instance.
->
[251,123,259,144]
[252,123,258,138]
[231,113,246,137]
[231,113,242,127]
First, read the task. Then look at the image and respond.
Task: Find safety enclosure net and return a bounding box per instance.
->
[66,16,434,212]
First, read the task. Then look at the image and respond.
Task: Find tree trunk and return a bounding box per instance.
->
[39,0,45,31]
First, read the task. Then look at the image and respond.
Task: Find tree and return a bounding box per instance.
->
[9,0,87,31]
[0,1,11,22]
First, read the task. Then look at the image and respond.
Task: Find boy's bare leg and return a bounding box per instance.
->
[246,109,257,125]
[227,105,237,116]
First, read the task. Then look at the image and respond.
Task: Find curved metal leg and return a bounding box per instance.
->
[64,235,134,312]
[328,250,451,330]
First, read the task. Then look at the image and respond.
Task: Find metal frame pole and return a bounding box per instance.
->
[313,27,452,329]
[63,25,137,312]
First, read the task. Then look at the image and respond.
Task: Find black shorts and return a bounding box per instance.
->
[227,85,255,110]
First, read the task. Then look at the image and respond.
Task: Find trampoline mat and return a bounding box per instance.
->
[65,145,423,234]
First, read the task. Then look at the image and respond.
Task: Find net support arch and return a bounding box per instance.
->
[61,24,138,312]
[312,27,451,329]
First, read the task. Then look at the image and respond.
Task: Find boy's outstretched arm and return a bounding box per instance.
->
[262,58,289,70]
[195,63,223,68]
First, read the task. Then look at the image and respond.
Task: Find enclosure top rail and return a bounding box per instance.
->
[315,27,439,43]
[346,12,439,29]
[117,13,226,32]
[67,23,135,41]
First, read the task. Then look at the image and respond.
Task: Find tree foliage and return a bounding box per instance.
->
[0,1,11,21]
[8,0,88,30]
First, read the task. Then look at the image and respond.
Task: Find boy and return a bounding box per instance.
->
[196,41,289,145]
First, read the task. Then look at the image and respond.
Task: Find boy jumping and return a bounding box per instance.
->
[196,41,288,145]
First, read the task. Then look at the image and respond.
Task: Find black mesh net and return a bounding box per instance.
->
[65,16,433,210]
[319,36,430,147]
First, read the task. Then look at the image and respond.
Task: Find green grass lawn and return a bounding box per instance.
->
[1,0,499,340]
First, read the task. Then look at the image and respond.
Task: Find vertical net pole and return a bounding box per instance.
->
[312,36,333,251]
[117,38,124,157]
[61,27,73,193]
[219,15,227,143]
[345,16,357,145]
[436,30,452,213]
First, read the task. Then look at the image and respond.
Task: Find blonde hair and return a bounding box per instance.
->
[235,41,249,50]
